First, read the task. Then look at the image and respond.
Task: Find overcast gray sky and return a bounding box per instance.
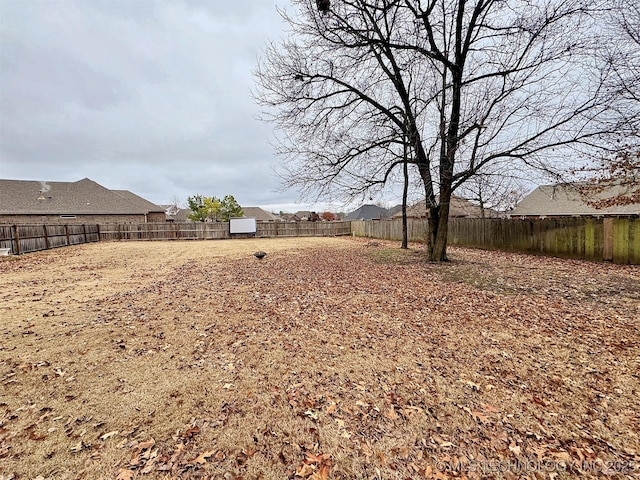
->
[0,0,352,212]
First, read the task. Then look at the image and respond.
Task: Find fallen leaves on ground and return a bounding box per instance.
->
[0,238,638,479]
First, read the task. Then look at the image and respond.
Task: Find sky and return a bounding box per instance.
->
[0,0,373,213]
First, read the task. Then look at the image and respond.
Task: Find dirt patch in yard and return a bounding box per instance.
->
[1,237,638,479]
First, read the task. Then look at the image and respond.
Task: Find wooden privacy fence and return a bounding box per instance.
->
[97,221,351,241]
[0,221,352,255]
[4,218,637,263]
[98,222,229,241]
[352,217,640,264]
[258,221,351,237]
[0,224,100,255]
[351,219,429,243]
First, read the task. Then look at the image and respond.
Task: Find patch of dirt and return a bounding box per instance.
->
[1,237,638,479]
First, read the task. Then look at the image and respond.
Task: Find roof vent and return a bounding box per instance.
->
[38,181,51,200]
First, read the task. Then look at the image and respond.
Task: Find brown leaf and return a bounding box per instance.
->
[397,446,410,459]
[215,450,226,461]
[183,425,200,438]
[236,451,248,466]
[508,442,522,456]
[69,440,84,453]
[361,443,373,459]
[471,410,490,424]
[129,452,141,467]
[305,452,326,463]
[116,469,135,480]
[169,442,185,465]
[100,430,118,441]
[195,449,216,464]
[130,438,155,466]
[296,463,316,477]
[140,457,158,474]
[28,430,46,441]
[134,438,155,451]
[384,406,399,420]
[311,463,330,480]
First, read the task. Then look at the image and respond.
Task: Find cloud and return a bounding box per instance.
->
[0,0,298,207]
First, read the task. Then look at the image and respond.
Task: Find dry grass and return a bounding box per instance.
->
[0,237,638,480]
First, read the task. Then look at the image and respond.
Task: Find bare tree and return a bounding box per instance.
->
[255,0,636,261]
[605,0,640,104]
[457,163,530,216]
[574,0,639,206]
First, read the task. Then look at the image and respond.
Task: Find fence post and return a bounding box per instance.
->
[64,224,70,246]
[83,224,88,244]
[12,225,21,255]
[43,224,50,250]
[96,224,101,242]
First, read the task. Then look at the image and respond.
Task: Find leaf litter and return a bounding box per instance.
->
[0,237,638,479]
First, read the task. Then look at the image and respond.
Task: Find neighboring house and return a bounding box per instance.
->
[508,183,640,218]
[345,204,390,220]
[278,213,301,222]
[392,196,492,219]
[160,205,191,222]
[241,207,279,222]
[294,210,312,221]
[0,178,166,224]
[386,204,403,217]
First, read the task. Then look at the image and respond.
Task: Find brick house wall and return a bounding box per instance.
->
[147,212,167,223]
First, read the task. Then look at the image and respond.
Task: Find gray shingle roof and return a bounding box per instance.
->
[392,196,490,218]
[345,204,389,220]
[112,190,166,213]
[510,183,640,217]
[241,207,278,222]
[0,178,165,215]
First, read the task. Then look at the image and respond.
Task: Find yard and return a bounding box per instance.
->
[0,237,638,479]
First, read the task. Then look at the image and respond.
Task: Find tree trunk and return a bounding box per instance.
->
[427,205,439,260]
[401,139,409,249]
[431,187,452,261]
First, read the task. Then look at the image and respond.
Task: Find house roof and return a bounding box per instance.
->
[345,204,389,220]
[278,213,301,222]
[392,196,489,218]
[158,205,191,222]
[0,178,165,215]
[294,210,312,219]
[112,190,166,213]
[386,204,403,217]
[241,207,278,222]
[509,183,640,217]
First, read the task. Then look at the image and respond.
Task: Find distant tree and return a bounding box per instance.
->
[308,211,321,222]
[169,195,183,209]
[576,148,640,208]
[218,195,244,221]
[187,195,222,222]
[321,211,336,221]
[457,163,529,216]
